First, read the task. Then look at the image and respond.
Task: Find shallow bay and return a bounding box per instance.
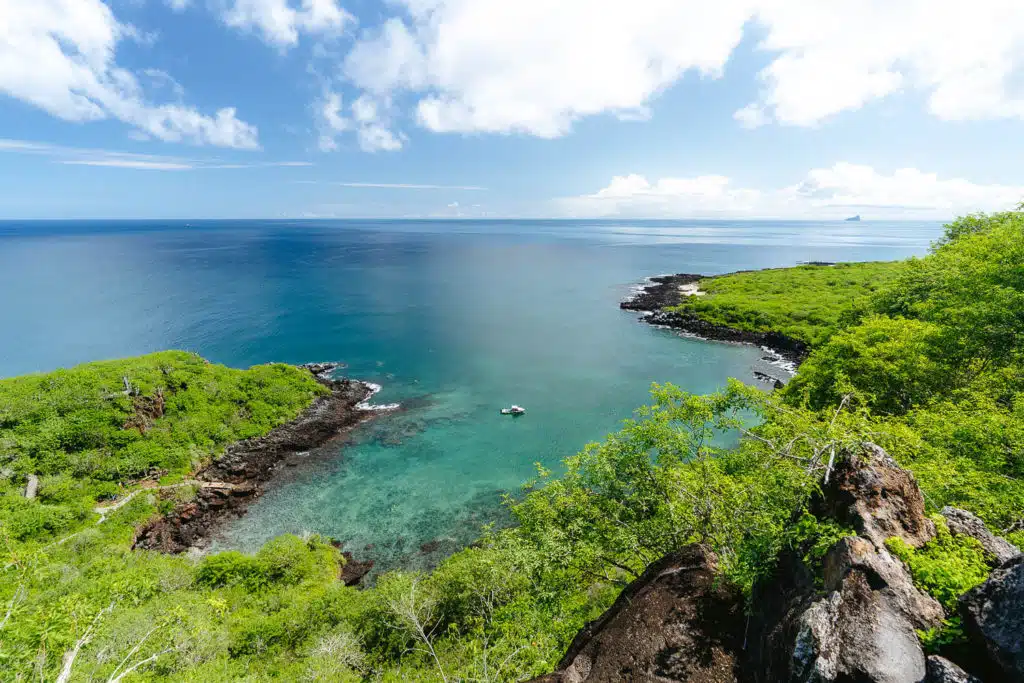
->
[0,218,941,569]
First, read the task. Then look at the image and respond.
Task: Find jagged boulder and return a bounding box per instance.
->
[535,545,744,683]
[959,555,1024,681]
[791,536,944,683]
[814,443,935,549]
[745,444,946,683]
[537,444,949,683]
[942,506,1021,566]
[925,656,982,683]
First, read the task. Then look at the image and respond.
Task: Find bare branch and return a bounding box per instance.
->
[107,646,176,683]
[56,602,114,683]
[0,583,26,631]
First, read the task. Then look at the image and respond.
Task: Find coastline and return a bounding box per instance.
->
[621,273,810,368]
[133,363,390,576]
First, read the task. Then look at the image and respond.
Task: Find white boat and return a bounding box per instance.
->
[500,404,526,416]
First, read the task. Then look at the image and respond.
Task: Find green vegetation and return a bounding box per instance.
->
[0,351,326,544]
[2,211,1023,681]
[668,261,907,346]
[886,518,990,610]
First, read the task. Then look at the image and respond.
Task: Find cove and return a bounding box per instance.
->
[0,218,942,570]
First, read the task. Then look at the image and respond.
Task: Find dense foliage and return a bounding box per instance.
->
[668,261,906,346]
[0,351,326,544]
[2,211,1022,681]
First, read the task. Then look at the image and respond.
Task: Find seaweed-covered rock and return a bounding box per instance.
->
[959,555,1024,681]
[942,506,1021,566]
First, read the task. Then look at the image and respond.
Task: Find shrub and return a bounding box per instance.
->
[885,518,990,610]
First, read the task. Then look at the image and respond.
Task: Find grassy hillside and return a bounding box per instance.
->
[0,351,326,544]
[669,261,907,346]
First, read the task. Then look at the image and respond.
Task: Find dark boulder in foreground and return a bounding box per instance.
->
[925,656,982,683]
[540,545,744,683]
[959,555,1024,681]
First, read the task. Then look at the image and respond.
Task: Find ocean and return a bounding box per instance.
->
[0,218,943,569]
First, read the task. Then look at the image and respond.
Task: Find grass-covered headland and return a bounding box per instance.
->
[668,260,908,347]
[2,211,1023,681]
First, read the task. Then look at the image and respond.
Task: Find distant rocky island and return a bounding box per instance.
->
[844,214,862,221]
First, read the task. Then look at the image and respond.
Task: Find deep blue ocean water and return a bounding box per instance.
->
[0,219,943,569]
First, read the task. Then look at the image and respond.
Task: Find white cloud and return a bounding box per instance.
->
[294,180,486,190]
[0,0,259,148]
[315,90,405,152]
[344,0,754,139]
[220,0,354,48]
[744,1,1024,127]
[559,163,1024,219]
[336,0,1024,143]
[166,0,191,11]
[61,159,193,170]
[0,138,311,170]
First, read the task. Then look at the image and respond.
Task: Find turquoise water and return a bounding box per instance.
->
[0,219,943,569]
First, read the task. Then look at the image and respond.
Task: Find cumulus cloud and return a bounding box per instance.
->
[315,90,405,152]
[335,0,1024,144]
[0,0,259,148]
[220,0,354,48]
[166,0,191,11]
[744,1,1024,127]
[558,163,1024,219]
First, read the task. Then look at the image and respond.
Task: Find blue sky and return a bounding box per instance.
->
[3,0,1024,219]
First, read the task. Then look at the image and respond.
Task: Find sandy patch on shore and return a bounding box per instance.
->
[679,283,706,297]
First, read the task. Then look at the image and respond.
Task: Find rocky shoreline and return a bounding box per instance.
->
[133,363,386,582]
[621,273,810,367]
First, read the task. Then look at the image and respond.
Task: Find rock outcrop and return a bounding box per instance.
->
[925,656,982,683]
[536,444,959,683]
[539,545,744,683]
[942,507,1021,566]
[959,555,1024,681]
[813,443,936,550]
[790,535,943,683]
[768,444,944,683]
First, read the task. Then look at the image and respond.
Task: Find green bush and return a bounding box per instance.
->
[885,518,990,610]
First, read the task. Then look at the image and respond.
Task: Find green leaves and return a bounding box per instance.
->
[885,518,990,611]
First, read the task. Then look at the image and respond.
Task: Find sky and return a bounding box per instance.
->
[2,0,1024,220]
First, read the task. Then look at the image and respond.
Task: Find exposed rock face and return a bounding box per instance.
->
[755,445,944,683]
[339,551,374,586]
[925,656,982,683]
[542,444,951,683]
[791,536,943,683]
[123,388,166,433]
[959,555,1024,681]
[942,506,1022,566]
[540,546,744,682]
[134,374,375,553]
[814,443,935,550]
